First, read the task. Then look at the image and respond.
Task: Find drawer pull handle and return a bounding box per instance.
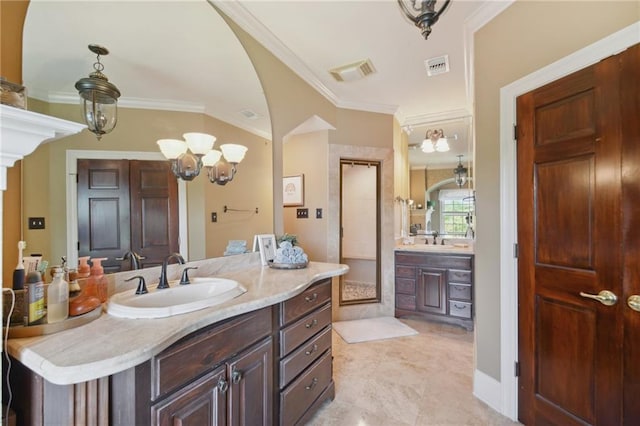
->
[305,344,318,356]
[305,319,318,329]
[453,304,467,309]
[305,293,318,303]
[232,368,242,384]
[217,377,228,393]
[305,377,318,390]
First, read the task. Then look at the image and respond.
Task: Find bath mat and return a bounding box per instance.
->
[333,316,418,344]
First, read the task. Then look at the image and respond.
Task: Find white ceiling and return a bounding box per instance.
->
[22,0,504,167]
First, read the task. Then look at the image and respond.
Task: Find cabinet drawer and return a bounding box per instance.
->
[280,303,331,357]
[152,307,272,400]
[280,279,331,326]
[280,325,332,389]
[280,349,332,426]
[449,283,472,301]
[449,301,472,319]
[396,294,416,311]
[396,278,415,294]
[396,252,473,270]
[395,265,416,279]
[449,269,472,284]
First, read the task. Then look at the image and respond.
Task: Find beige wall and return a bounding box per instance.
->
[474,1,639,380]
[20,102,272,266]
[283,130,329,262]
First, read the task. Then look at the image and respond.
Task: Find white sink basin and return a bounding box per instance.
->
[107,277,247,319]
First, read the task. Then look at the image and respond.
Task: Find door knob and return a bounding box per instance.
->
[628,295,640,312]
[579,290,618,306]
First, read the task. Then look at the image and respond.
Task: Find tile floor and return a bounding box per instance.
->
[306,317,521,426]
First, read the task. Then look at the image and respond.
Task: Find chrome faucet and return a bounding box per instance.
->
[157,253,185,289]
[116,251,144,270]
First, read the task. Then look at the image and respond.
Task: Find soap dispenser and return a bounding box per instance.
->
[87,257,108,303]
[47,267,69,323]
[77,256,91,278]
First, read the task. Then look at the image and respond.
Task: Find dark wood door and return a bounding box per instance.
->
[78,159,131,274]
[129,160,179,269]
[152,366,227,426]
[228,338,272,426]
[416,267,447,315]
[78,159,178,273]
[517,44,639,425]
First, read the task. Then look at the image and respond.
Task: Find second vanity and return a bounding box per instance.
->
[5,253,347,425]
[394,242,475,331]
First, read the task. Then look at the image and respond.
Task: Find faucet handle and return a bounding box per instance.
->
[125,275,148,295]
[180,267,198,285]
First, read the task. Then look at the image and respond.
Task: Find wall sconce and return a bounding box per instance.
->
[454,155,468,187]
[75,44,121,140]
[397,0,451,40]
[421,129,449,153]
[157,133,247,184]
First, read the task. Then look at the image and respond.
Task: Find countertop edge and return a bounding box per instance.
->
[7,262,348,385]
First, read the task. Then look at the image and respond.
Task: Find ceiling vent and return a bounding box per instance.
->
[239,109,260,120]
[329,59,376,82]
[424,55,450,77]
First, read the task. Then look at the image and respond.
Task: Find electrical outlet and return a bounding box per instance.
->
[316,208,323,219]
[211,212,217,222]
[296,208,309,219]
[28,217,45,230]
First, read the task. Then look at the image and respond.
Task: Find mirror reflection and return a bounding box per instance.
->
[407,116,475,241]
[20,1,273,272]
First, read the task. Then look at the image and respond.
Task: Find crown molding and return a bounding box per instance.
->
[402,108,471,127]
[212,0,400,117]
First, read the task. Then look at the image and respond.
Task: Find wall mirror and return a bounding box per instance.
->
[407,116,475,242]
[18,1,272,272]
[339,159,381,305]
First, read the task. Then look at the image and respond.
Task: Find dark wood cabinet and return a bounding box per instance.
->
[277,279,334,425]
[8,279,335,426]
[395,251,474,331]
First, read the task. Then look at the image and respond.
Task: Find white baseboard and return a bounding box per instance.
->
[473,369,503,415]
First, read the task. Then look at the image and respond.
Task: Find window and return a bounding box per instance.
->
[439,189,474,236]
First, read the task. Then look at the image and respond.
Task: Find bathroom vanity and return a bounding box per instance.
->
[394,245,474,331]
[5,255,347,426]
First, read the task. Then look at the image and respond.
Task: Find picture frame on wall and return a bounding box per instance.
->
[283,174,304,207]
[255,234,277,266]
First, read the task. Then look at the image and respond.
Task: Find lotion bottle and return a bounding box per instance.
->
[88,257,108,303]
[47,267,69,323]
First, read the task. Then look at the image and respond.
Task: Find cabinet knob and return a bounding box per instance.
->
[305,344,318,356]
[232,368,242,384]
[305,319,318,329]
[305,293,318,303]
[305,377,318,390]
[217,377,228,393]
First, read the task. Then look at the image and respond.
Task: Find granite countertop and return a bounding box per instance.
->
[6,256,348,385]
[395,242,475,255]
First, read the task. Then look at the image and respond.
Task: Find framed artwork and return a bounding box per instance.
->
[255,234,277,266]
[283,174,304,207]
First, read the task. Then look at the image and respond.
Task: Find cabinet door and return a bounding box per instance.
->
[228,337,273,426]
[152,366,227,426]
[416,267,447,315]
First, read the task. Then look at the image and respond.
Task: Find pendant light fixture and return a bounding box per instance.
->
[453,155,468,187]
[75,44,121,140]
[157,132,247,184]
[397,0,452,40]
[421,128,449,153]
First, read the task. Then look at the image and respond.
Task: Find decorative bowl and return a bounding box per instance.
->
[267,260,308,270]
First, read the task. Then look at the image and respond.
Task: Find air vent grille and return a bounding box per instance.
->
[239,109,260,120]
[329,59,376,82]
[425,55,450,77]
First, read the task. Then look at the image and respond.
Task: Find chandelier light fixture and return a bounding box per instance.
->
[157,133,247,185]
[397,0,452,40]
[453,155,468,187]
[421,129,450,153]
[75,44,121,140]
